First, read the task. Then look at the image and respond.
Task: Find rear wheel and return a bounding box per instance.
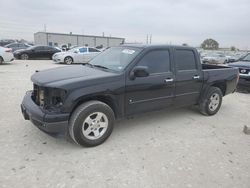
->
[64,56,73,64]
[199,87,223,116]
[68,101,115,147]
[21,53,29,60]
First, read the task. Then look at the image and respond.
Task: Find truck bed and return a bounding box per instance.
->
[202,64,232,70]
[201,64,239,95]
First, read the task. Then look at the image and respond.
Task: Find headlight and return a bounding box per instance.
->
[44,88,67,111]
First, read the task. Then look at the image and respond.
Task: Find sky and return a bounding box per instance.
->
[0,0,250,49]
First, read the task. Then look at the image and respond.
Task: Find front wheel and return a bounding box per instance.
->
[199,87,223,116]
[64,56,73,64]
[68,101,115,147]
[21,53,29,60]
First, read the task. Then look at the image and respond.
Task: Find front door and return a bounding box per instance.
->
[125,49,175,115]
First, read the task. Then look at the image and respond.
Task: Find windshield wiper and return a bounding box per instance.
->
[92,64,109,69]
[82,63,109,70]
[82,62,93,67]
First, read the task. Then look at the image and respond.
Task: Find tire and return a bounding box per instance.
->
[68,101,115,147]
[21,53,29,60]
[0,56,3,64]
[64,56,73,64]
[199,86,223,116]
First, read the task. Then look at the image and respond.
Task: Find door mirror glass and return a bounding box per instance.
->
[131,66,149,79]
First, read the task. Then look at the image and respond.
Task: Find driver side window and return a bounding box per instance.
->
[137,50,170,74]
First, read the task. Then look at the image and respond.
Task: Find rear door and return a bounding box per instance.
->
[43,46,55,59]
[173,48,203,106]
[84,48,100,62]
[33,46,44,59]
[125,48,175,115]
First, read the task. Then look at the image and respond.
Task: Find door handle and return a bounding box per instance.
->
[193,75,200,79]
[164,78,174,83]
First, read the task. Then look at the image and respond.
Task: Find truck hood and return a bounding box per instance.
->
[31,65,120,89]
[229,61,250,68]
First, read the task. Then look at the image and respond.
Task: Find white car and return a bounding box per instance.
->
[0,46,14,64]
[202,53,227,64]
[52,47,101,64]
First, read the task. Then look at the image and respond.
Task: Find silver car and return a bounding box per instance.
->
[52,47,101,64]
[4,43,32,52]
[202,53,228,64]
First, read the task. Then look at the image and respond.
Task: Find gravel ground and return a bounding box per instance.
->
[0,60,250,188]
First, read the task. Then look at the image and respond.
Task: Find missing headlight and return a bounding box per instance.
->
[44,88,67,111]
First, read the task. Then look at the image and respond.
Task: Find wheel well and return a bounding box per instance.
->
[64,56,73,61]
[70,96,117,118]
[211,82,226,96]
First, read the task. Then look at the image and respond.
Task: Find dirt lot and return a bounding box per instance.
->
[0,60,249,188]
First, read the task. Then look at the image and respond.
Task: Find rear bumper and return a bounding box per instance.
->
[238,78,250,87]
[21,91,69,133]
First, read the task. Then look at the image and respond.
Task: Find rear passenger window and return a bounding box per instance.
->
[137,50,170,74]
[79,48,87,53]
[89,48,100,52]
[175,50,197,70]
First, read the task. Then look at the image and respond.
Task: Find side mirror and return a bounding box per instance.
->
[130,66,149,80]
[74,50,78,53]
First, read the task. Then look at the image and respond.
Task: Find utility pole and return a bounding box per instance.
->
[44,24,47,32]
[149,34,152,44]
[146,34,148,44]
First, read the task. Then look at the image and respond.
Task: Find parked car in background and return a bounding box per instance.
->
[4,42,32,52]
[52,47,101,64]
[14,46,61,60]
[229,53,250,90]
[202,53,228,64]
[0,39,16,47]
[0,47,14,64]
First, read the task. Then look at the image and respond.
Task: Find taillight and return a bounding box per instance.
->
[5,48,12,53]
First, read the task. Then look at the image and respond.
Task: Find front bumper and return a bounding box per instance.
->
[238,77,250,86]
[52,57,63,63]
[21,91,69,133]
[3,52,14,62]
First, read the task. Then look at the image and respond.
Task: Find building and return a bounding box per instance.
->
[34,32,125,48]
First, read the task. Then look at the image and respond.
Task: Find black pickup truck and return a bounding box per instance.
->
[21,45,239,147]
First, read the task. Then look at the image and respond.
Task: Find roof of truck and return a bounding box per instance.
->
[121,44,196,50]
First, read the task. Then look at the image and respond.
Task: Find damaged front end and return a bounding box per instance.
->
[32,84,67,112]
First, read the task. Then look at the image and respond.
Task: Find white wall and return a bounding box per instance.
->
[34,32,124,47]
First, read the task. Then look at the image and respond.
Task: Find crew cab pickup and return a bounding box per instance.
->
[21,45,239,147]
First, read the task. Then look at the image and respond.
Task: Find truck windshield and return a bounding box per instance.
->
[242,54,250,62]
[89,47,142,72]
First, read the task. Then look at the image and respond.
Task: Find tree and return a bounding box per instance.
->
[182,43,188,46]
[230,46,236,51]
[201,38,219,50]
